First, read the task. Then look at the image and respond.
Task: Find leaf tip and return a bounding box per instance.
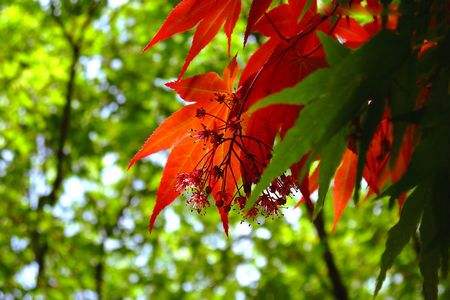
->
[331,219,338,233]
[127,152,142,170]
[148,207,161,234]
[219,209,230,236]
[142,39,155,53]
[127,159,136,170]
[164,80,177,89]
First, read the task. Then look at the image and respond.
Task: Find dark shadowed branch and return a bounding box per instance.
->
[32,1,100,288]
[305,203,349,300]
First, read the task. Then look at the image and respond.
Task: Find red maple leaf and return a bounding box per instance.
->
[240,0,329,108]
[240,105,300,192]
[134,0,416,234]
[238,1,400,228]
[240,0,387,97]
[129,60,240,234]
[331,110,415,228]
[244,0,273,44]
[332,148,358,230]
[130,57,302,234]
[143,0,241,78]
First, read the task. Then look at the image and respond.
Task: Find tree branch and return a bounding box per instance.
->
[95,191,134,299]
[41,44,79,209]
[34,39,80,289]
[306,204,349,300]
[33,1,99,288]
[95,243,105,300]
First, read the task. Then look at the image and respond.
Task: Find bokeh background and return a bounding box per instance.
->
[0,1,444,299]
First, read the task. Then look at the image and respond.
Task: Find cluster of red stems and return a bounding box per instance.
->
[176,91,299,218]
[129,0,429,234]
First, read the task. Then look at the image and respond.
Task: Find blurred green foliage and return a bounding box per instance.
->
[0,1,447,299]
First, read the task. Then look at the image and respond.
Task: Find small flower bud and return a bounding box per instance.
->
[196,108,206,118]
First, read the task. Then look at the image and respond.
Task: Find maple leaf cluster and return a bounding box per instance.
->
[129,0,419,235]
